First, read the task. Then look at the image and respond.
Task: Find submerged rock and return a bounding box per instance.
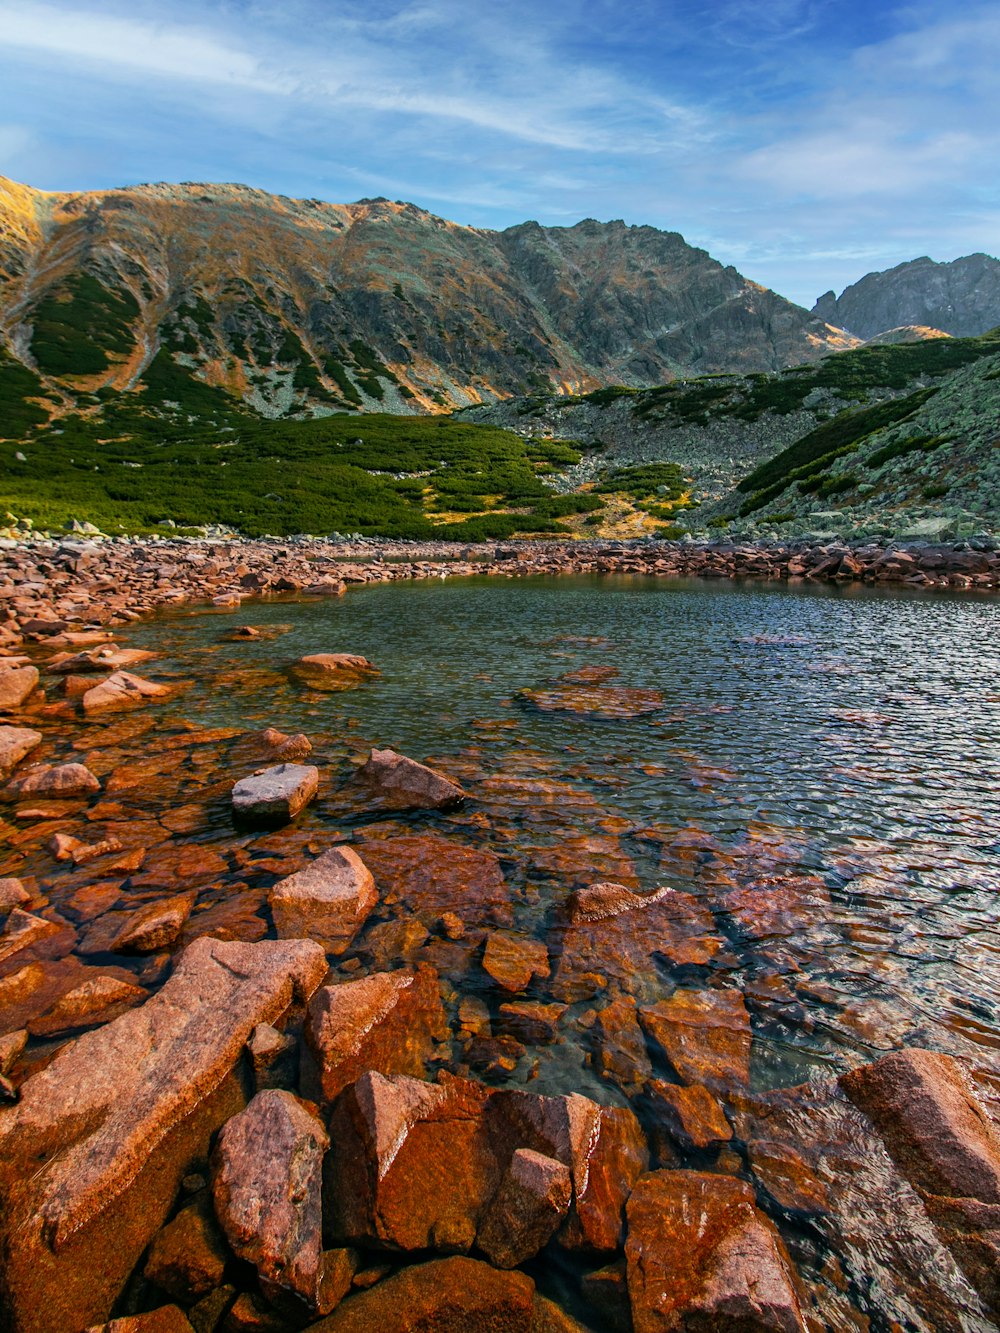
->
[639,989,752,1090]
[0,936,327,1333]
[270,846,377,954]
[231,763,319,826]
[625,1170,806,1332]
[359,747,466,810]
[213,1089,329,1311]
[550,886,722,1003]
[360,834,511,927]
[517,682,663,719]
[291,653,379,691]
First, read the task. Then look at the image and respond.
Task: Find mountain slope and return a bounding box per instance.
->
[0,176,855,430]
[813,254,1000,339]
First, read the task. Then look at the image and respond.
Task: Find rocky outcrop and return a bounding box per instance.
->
[841,1047,1000,1312]
[0,936,327,1333]
[814,253,1000,338]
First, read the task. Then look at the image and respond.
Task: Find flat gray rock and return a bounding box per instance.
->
[232,763,319,825]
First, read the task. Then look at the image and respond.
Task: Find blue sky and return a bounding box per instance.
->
[0,0,996,307]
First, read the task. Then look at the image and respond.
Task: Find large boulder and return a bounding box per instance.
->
[550,886,722,1003]
[270,846,377,954]
[291,654,379,691]
[231,763,319,826]
[0,936,327,1333]
[359,748,466,810]
[625,1170,806,1332]
[7,761,101,798]
[304,967,448,1105]
[308,1255,535,1333]
[212,1089,329,1311]
[476,1147,572,1268]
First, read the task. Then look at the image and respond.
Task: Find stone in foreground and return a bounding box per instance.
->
[625,1170,806,1332]
[304,966,447,1105]
[0,666,39,712]
[0,936,327,1333]
[231,763,319,826]
[360,747,466,810]
[213,1089,329,1311]
[82,671,171,715]
[270,846,377,953]
[309,1255,534,1333]
[477,1147,572,1268]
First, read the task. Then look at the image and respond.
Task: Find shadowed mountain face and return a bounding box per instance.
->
[813,253,1000,340]
[0,176,854,419]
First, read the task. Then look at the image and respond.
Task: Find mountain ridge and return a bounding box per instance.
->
[813,253,1000,340]
[0,174,856,425]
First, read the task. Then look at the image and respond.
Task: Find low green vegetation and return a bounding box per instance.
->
[30,274,140,378]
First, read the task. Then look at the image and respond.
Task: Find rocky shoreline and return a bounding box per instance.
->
[1,536,999,1331]
[1,532,999,649]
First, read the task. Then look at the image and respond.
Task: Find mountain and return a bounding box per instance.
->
[0,175,855,428]
[813,254,1000,340]
[464,330,1000,542]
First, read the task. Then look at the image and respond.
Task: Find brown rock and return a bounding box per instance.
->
[359,748,465,810]
[496,1001,566,1046]
[482,930,550,992]
[8,762,101,798]
[82,671,172,715]
[625,1170,806,1332]
[593,994,652,1091]
[213,1090,329,1311]
[221,1291,295,1332]
[231,763,319,825]
[109,893,197,954]
[0,909,62,968]
[361,835,511,927]
[48,646,156,674]
[29,972,147,1037]
[0,936,327,1333]
[646,1080,732,1153]
[0,726,42,774]
[144,1196,229,1302]
[359,916,429,969]
[476,1148,572,1268]
[532,1294,597,1333]
[748,1139,829,1214]
[0,666,39,711]
[551,887,722,1003]
[248,1022,298,1092]
[839,1048,1000,1203]
[85,1309,195,1333]
[307,1255,534,1333]
[270,846,377,954]
[517,683,663,719]
[0,877,30,911]
[0,1028,27,1073]
[639,989,751,1090]
[291,654,379,691]
[259,727,312,761]
[326,1071,497,1252]
[556,1095,649,1254]
[304,966,447,1105]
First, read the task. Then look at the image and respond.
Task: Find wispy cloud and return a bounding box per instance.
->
[0,0,996,306]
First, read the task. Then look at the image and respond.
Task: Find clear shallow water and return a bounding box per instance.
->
[115,574,1000,1329]
[132,574,1000,1088]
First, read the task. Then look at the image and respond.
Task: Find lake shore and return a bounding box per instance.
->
[1,533,998,649]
